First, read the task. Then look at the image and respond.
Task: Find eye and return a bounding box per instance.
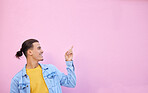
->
[38,46,41,50]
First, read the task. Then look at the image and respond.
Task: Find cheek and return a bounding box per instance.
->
[33,51,39,57]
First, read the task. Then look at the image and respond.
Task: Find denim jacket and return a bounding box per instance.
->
[10,61,76,93]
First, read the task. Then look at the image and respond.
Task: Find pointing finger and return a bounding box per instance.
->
[71,46,73,50]
[69,46,73,51]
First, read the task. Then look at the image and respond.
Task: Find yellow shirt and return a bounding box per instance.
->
[26,65,49,93]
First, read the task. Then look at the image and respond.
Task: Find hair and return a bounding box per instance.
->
[15,39,39,59]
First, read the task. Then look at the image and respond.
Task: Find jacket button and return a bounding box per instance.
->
[26,85,28,87]
[25,75,27,78]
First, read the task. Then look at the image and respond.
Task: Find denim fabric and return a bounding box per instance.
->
[10,61,76,93]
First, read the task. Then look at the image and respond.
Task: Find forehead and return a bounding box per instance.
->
[32,42,41,47]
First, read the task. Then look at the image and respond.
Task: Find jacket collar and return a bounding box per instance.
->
[22,63,49,77]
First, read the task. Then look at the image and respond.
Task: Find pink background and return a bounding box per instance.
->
[0,0,148,93]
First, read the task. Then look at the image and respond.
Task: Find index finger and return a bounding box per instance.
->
[69,46,73,52]
[71,46,73,50]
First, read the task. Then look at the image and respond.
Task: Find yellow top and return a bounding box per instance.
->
[26,65,49,93]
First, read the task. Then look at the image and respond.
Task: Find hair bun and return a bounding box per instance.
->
[17,51,22,56]
[15,51,23,59]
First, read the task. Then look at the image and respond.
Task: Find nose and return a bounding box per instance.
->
[41,50,44,53]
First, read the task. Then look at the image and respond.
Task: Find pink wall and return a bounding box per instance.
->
[0,0,148,93]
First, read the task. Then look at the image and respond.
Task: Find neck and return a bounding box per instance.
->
[26,57,39,69]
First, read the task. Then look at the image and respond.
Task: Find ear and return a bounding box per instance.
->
[27,49,33,56]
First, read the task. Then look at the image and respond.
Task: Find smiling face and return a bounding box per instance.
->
[28,42,44,62]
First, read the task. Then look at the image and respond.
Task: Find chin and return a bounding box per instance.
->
[40,59,44,61]
[38,58,43,61]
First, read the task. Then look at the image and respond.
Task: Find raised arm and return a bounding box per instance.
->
[55,46,76,87]
[54,60,76,88]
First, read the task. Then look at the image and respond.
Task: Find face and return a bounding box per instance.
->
[28,42,44,62]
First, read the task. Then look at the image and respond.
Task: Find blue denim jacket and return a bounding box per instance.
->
[10,61,76,93]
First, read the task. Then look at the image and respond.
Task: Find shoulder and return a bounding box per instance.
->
[39,63,61,73]
[11,69,23,83]
[40,63,57,69]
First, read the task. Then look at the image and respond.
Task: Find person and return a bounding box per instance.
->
[10,39,76,93]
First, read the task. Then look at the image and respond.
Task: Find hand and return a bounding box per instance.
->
[65,46,73,61]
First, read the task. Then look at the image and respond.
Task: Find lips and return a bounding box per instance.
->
[39,53,43,57]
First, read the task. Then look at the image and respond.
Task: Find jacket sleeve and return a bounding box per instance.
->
[54,60,76,88]
[10,78,19,93]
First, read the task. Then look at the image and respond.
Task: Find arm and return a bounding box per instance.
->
[55,46,76,88]
[10,78,19,93]
[55,60,76,88]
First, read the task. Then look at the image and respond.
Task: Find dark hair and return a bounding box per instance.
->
[15,39,39,59]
